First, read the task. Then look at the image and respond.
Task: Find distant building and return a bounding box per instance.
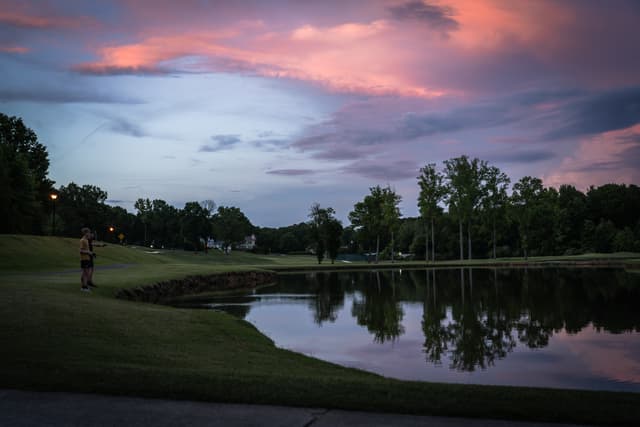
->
[206,238,223,249]
[237,234,256,250]
[208,234,256,251]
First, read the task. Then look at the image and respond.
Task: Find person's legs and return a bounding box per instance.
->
[80,261,91,291]
[88,259,96,287]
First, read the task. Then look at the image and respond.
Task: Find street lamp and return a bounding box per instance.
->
[49,193,58,235]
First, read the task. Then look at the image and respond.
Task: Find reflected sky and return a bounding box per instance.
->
[194,268,640,392]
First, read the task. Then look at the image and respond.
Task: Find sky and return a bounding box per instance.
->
[1,0,639,227]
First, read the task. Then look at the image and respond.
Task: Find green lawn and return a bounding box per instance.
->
[1,235,640,425]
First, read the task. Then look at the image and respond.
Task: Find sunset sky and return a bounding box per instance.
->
[1,0,639,226]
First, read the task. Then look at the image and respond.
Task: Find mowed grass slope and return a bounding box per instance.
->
[0,234,318,272]
[1,235,640,426]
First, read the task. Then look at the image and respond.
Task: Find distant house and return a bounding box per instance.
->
[206,238,223,249]
[237,234,256,250]
[207,234,256,251]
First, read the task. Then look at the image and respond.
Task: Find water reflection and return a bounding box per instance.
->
[309,271,344,325]
[184,268,640,391]
[352,271,405,343]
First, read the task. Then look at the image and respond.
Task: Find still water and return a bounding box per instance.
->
[190,268,640,392]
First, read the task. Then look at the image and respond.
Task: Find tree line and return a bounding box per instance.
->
[311,156,640,261]
[2,112,639,259]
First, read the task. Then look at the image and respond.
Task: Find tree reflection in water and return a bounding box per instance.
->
[211,268,640,374]
[310,272,345,325]
[417,267,640,371]
[334,267,640,371]
[351,271,405,343]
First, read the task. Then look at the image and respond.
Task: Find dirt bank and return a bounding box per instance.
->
[116,270,277,303]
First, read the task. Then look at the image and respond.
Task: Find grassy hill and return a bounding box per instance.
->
[1,235,639,425]
[0,234,318,271]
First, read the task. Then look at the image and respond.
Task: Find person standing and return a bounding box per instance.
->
[80,227,94,293]
[87,232,98,288]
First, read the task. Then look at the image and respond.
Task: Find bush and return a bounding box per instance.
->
[593,220,617,253]
[613,228,635,252]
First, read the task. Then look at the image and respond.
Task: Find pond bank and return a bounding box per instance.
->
[269,258,640,273]
[116,270,277,303]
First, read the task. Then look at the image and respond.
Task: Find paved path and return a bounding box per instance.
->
[0,389,592,427]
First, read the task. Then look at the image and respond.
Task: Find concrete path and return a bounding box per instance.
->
[0,389,591,427]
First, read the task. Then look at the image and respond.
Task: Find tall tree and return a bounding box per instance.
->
[511,176,545,259]
[0,145,37,233]
[201,199,217,218]
[443,156,487,260]
[349,185,401,263]
[134,198,153,245]
[309,203,331,264]
[556,185,587,254]
[211,206,252,250]
[180,201,211,251]
[309,203,344,264]
[482,166,510,259]
[325,218,343,264]
[57,183,109,237]
[0,113,54,233]
[148,199,181,248]
[417,163,445,262]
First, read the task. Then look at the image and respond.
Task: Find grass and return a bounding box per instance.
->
[1,234,640,425]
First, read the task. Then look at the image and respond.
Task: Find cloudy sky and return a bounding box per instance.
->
[1,0,639,226]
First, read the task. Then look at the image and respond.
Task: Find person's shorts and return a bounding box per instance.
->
[81,260,93,269]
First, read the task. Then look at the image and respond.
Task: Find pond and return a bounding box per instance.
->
[182,268,640,392]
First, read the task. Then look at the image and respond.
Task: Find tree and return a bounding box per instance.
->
[586,184,640,230]
[180,201,211,251]
[325,218,343,264]
[613,227,636,252]
[0,145,37,233]
[134,198,152,245]
[0,113,54,233]
[511,176,544,259]
[349,185,401,263]
[443,156,487,260]
[481,166,510,259]
[278,231,299,253]
[593,220,617,253]
[57,183,109,237]
[417,163,445,262]
[201,199,217,218]
[308,203,343,264]
[105,205,136,244]
[133,199,183,248]
[309,203,331,264]
[556,185,587,254]
[211,206,252,250]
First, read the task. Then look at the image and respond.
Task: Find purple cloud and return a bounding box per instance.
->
[108,118,147,138]
[342,160,420,181]
[199,134,242,152]
[388,1,459,34]
[0,88,143,104]
[489,150,556,164]
[266,169,316,176]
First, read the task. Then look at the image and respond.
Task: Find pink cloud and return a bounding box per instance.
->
[291,20,389,42]
[544,124,640,190]
[63,0,639,97]
[0,10,96,29]
[75,18,447,98]
[4,0,637,97]
[555,327,640,385]
[0,45,29,54]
